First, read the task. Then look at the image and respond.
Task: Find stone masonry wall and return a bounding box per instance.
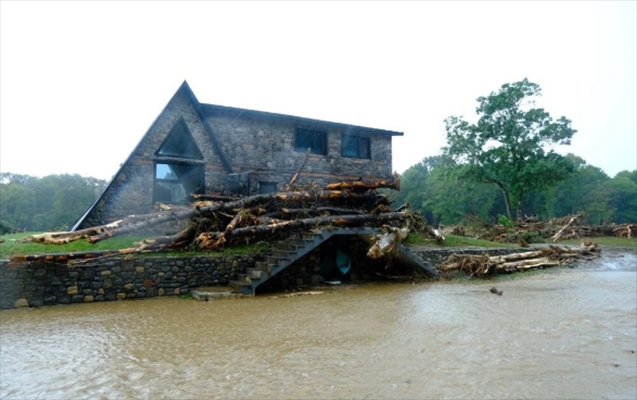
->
[80,88,220,227]
[0,255,255,310]
[79,90,396,228]
[207,110,394,193]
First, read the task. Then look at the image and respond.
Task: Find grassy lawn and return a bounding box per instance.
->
[0,232,271,259]
[3,230,633,260]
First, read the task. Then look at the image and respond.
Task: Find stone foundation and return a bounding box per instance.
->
[0,255,255,310]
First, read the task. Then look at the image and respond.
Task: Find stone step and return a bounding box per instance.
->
[245,268,265,280]
[228,279,251,289]
[254,261,277,272]
[270,249,293,259]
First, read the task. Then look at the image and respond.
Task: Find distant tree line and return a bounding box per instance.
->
[391,154,637,227]
[0,173,107,233]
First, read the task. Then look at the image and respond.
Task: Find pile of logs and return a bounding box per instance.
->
[464,214,637,244]
[13,174,439,262]
[439,242,602,278]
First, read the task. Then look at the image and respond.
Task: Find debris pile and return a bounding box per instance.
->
[439,242,601,278]
[12,174,439,262]
[453,213,636,244]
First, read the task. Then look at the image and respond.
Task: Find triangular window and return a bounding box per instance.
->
[156,119,203,159]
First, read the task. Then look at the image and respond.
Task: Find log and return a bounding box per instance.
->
[133,226,196,250]
[551,214,583,242]
[10,248,141,263]
[286,147,311,190]
[324,172,401,191]
[88,189,387,243]
[367,226,410,259]
[263,207,366,219]
[439,244,601,278]
[196,211,408,249]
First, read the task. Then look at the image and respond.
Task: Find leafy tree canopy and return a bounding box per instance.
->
[442,78,577,220]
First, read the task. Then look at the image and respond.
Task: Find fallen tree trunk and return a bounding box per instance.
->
[286,148,311,190]
[10,248,142,263]
[196,211,408,250]
[550,214,583,242]
[324,172,401,191]
[439,243,601,278]
[367,226,410,259]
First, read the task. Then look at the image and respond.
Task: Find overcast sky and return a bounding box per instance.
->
[1,1,635,181]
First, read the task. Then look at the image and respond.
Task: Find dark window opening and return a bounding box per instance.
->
[156,119,203,160]
[341,135,371,159]
[294,128,327,155]
[258,181,278,194]
[154,163,204,204]
[224,172,251,196]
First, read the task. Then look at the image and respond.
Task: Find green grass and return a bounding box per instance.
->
[556,236,637,250]
[0,232,272,259]
[405,233,517,248]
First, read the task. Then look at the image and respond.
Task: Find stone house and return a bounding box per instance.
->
[72,81,402,230]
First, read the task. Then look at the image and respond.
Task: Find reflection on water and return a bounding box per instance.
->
[1,251,636,399]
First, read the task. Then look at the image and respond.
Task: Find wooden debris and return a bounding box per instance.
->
[10,175,448,263]
[367,226,410,259]
[286,148,311,190]
[489,287,503,295]
[551,214,584,242]
[439,243,601,278]
[266,291,324,299]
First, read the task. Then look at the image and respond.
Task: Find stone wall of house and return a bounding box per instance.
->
[80,88,223,227]
[0,255,255,310]
[206,110,394,193]
[78,88,395,228]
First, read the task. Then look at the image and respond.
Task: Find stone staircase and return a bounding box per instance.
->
[229,227,438,296]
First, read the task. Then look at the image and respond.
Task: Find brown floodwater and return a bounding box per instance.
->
[1,250,636,400]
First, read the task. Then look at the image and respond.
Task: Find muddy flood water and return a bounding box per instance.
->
[1,250,636,399]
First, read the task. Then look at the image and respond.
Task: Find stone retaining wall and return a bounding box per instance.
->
[0,247,530,310]
[0,255,256,310]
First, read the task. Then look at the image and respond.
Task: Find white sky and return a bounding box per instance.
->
[1,1,636,181]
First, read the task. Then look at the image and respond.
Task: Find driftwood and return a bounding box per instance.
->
[325,172,401,191]
[11,175,446,264]
[367,226,410,259]
[551,214,583,242]
[439,243,601,278]
[196,212,408,250]
[266,291,324,299]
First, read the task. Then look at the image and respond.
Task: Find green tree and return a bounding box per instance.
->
[442,78,577,221]
[606,173,637,223]
[392,156,441,223]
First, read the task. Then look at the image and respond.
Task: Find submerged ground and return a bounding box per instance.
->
[1,248,635,399]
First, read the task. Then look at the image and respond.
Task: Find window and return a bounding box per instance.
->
[341,135,371,159]
[154,163,204,203]
[294,128,327,155]
[258,181,278,194]
[156,119,203,160]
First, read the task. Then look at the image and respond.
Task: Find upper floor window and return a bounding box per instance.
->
[294,128,327,155]
[156,119,203,160]
[341,135,371,159]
